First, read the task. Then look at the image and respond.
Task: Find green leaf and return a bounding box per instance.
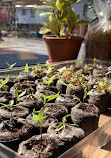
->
[23,63,29,74]
[76,19,89,25]
[40,12,52,18]
[55,123,63,131]
[43,75,55,87]
[39,27,51,34]
[1,76,9,87]
[0,102,7,107]
[9,100,14,106]
[62,114,71,124]
[47,91,60,102]
[56,0,62,10]
[11,63,16,68]
[41,93,47,105]
[32,109,39,122]
[19,90,26,99]
[38,106,46,122]
[36,5,51,10]
[15,88,19,100]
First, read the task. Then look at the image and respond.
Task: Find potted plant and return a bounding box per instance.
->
[37,0,89,63]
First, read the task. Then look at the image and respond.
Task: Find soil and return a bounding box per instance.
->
[45,103,68,121]
[18,134,60,158]
[66,85,84,101]
[47,122,85,152]
[56,79,67,94]
[0,105,29,118]
[0,117,33,151]
[71,103,99,136]
[56,94,80,113]
[88,91,110,113]
[18,94,43,110]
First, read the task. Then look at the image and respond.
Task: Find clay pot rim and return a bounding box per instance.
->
[43,35,84,41]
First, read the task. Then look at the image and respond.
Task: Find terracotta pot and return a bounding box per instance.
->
[43,36,83,63]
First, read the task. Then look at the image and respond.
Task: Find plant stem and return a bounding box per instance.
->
[40,126,42,146]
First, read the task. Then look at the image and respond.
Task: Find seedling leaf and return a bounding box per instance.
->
[47,92,60,102]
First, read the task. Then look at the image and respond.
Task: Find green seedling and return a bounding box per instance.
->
[23,63,29,74]
[0,99,26,129]
[44,64,54,75]
[61,68,72,82]
[6,62,16,75]
[55,114,71,132]
[0,76,9,89]
[32,107,46,146]
[83,88,93,103]
[43,75,55,87]
[14,73,21,82]
[15,89,26,103]
[71,76,83,86]
[41,92,60,105]
[32,64,44,76]
[93,58,97,65]
[93,80,107,93]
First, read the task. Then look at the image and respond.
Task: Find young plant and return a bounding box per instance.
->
[83,88,93,103]
[44,64,54,75]
[0,99,25,129]
[93,80,107,93]
[61,68,72,82]
[15,88,26,103]
[23,63,29,75]
[43,75,55,87]
[93,58,97,65]
[41,92,60,105]
[14,73,21,82]
[37,0,88,38]
[32,107,46,146]
[71,76,83,86]
[55,114,71,132]
[32,64,44,76]
[6,62,16,75]
[0,76,9,89]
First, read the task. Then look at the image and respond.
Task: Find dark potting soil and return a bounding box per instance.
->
[0,118,33,151]
[18,134,60,158]
[45,103,68,121]
[71,103,99,136]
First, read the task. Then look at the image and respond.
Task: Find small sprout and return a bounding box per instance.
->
[83,88,93,103]
[0,99,26,129]
[23,63,29,74]
[32,64,44,76]
[32,107,46,146]
[41,92,60,105]
[15,89,26,101]
[14,73,21,82]
[55,114,71,132]
[43,75,55,87]
[93,58,97,65]
[93,80,107,93]
[6,62,16,75]
[0,76,9,89]
[73,94,76,100]
[44,66,54,75]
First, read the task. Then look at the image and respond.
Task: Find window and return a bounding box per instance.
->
[31,9,35,18]
[22,9,26,15]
